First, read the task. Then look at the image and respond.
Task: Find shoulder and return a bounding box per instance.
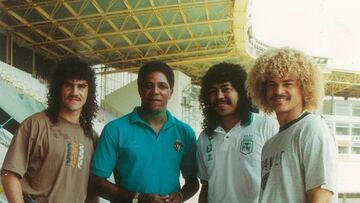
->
[13,112,51,141]
[300,114,328,133]
[297,114,332,140]
[20,112,51,128]
[252,113,278,126]
[251,113,279,136]
[173,117,195,134]
[103,113,132,131]
[197,131,211,144]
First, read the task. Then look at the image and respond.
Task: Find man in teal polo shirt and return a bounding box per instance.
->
[91,61,199,203]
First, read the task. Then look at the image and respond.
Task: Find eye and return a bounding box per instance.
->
[283,82,294,87]
[209,88,217,95]
[159,83,169,89]
[222,87,231,92]
[265,82,276,88]
[78,84,88,89]
[63,83,73,89]
[142,83,153,89]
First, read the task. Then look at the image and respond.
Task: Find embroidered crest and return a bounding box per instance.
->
[174,139,183,152]
[240,140,253,155]
[206,144,212,153]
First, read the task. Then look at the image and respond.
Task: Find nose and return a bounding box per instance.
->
[151,85,160,94]
[215,90,225,99]
[274,84,285,95]
[70,85,80,95]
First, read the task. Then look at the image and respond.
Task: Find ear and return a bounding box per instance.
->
[170,88,174,96]
[137,85,142,95]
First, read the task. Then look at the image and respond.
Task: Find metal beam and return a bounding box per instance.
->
[66,33,234,57]
[31,18,231,46]
[8,0,228,28]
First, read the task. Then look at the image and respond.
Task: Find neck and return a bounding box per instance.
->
[220,114,241,132]
[58,108,81,124]
[139,108,167,125]
[276,109,304,128]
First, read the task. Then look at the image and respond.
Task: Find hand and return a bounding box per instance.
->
[164,192,183,203]
[139,193,167,203]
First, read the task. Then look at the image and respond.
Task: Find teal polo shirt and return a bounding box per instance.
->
[91,107,197,196]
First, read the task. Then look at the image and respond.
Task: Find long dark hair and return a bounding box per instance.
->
[45,58,98,137]
[199,63,253,136]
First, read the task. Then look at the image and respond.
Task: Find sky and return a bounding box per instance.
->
[251,0,360,72]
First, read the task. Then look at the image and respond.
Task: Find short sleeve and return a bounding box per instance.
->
[2,117,36,177]
[90,123,119,179]
[301,122,337,193]
[196,133,208,181]
[180,127,198,179]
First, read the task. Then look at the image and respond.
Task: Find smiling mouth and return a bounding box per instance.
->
[149,99,162,103]
[216,103,227,107]
[68,98,81,102]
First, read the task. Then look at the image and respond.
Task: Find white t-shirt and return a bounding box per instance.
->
[197,113,278,203]
[259,113,337,203]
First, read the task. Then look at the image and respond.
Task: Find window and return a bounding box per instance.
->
[351,147,360,154]
[338,146,349,154]
[336,123,350,136]
[352,124,360,136]
[335,103,350,116]
[353,104,360,117]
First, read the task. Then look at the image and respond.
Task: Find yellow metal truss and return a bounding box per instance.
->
[0,0,359,97]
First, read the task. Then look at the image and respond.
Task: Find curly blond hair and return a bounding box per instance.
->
[247,47,324,114]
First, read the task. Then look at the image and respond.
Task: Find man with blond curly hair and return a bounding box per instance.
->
[247,47,337,203]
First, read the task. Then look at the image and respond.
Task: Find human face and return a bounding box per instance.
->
[139,71,172,113]
[265,76,304,122]
[209,82,239,119]
[60,79,88,114]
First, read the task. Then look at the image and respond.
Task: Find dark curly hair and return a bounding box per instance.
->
[45,57,98,137]
[199,63,253,136]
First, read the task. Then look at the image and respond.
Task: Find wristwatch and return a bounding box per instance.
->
[132,192,140,203]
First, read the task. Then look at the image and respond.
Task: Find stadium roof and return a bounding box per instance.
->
[0,0,359,97]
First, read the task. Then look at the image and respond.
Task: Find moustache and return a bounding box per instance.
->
[270,94,289,101]
[67,95,81,101]
[213,99,231,106]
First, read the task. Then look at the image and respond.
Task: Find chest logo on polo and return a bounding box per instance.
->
[206,135,214,161]
[174,139,183,152]
[240,135,253,155]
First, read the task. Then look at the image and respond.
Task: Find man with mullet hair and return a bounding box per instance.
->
[248,47,337,203]
[1,58,99,203]
[197,63,278,203]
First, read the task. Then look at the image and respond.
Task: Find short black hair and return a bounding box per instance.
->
[199,62,253,136]
[137,61,175,90]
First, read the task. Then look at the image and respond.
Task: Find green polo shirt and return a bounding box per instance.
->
[91,107,197,196]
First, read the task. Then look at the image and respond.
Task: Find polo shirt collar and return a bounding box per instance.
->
[129,107,175,130]
[214,112,253,133]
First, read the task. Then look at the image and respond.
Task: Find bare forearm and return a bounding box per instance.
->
[179,178,199,201]
[91,175,135,202]
[306,187,333,203]
[85,181,99,203]
[198,181,208,203]
[1,170,24,203]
